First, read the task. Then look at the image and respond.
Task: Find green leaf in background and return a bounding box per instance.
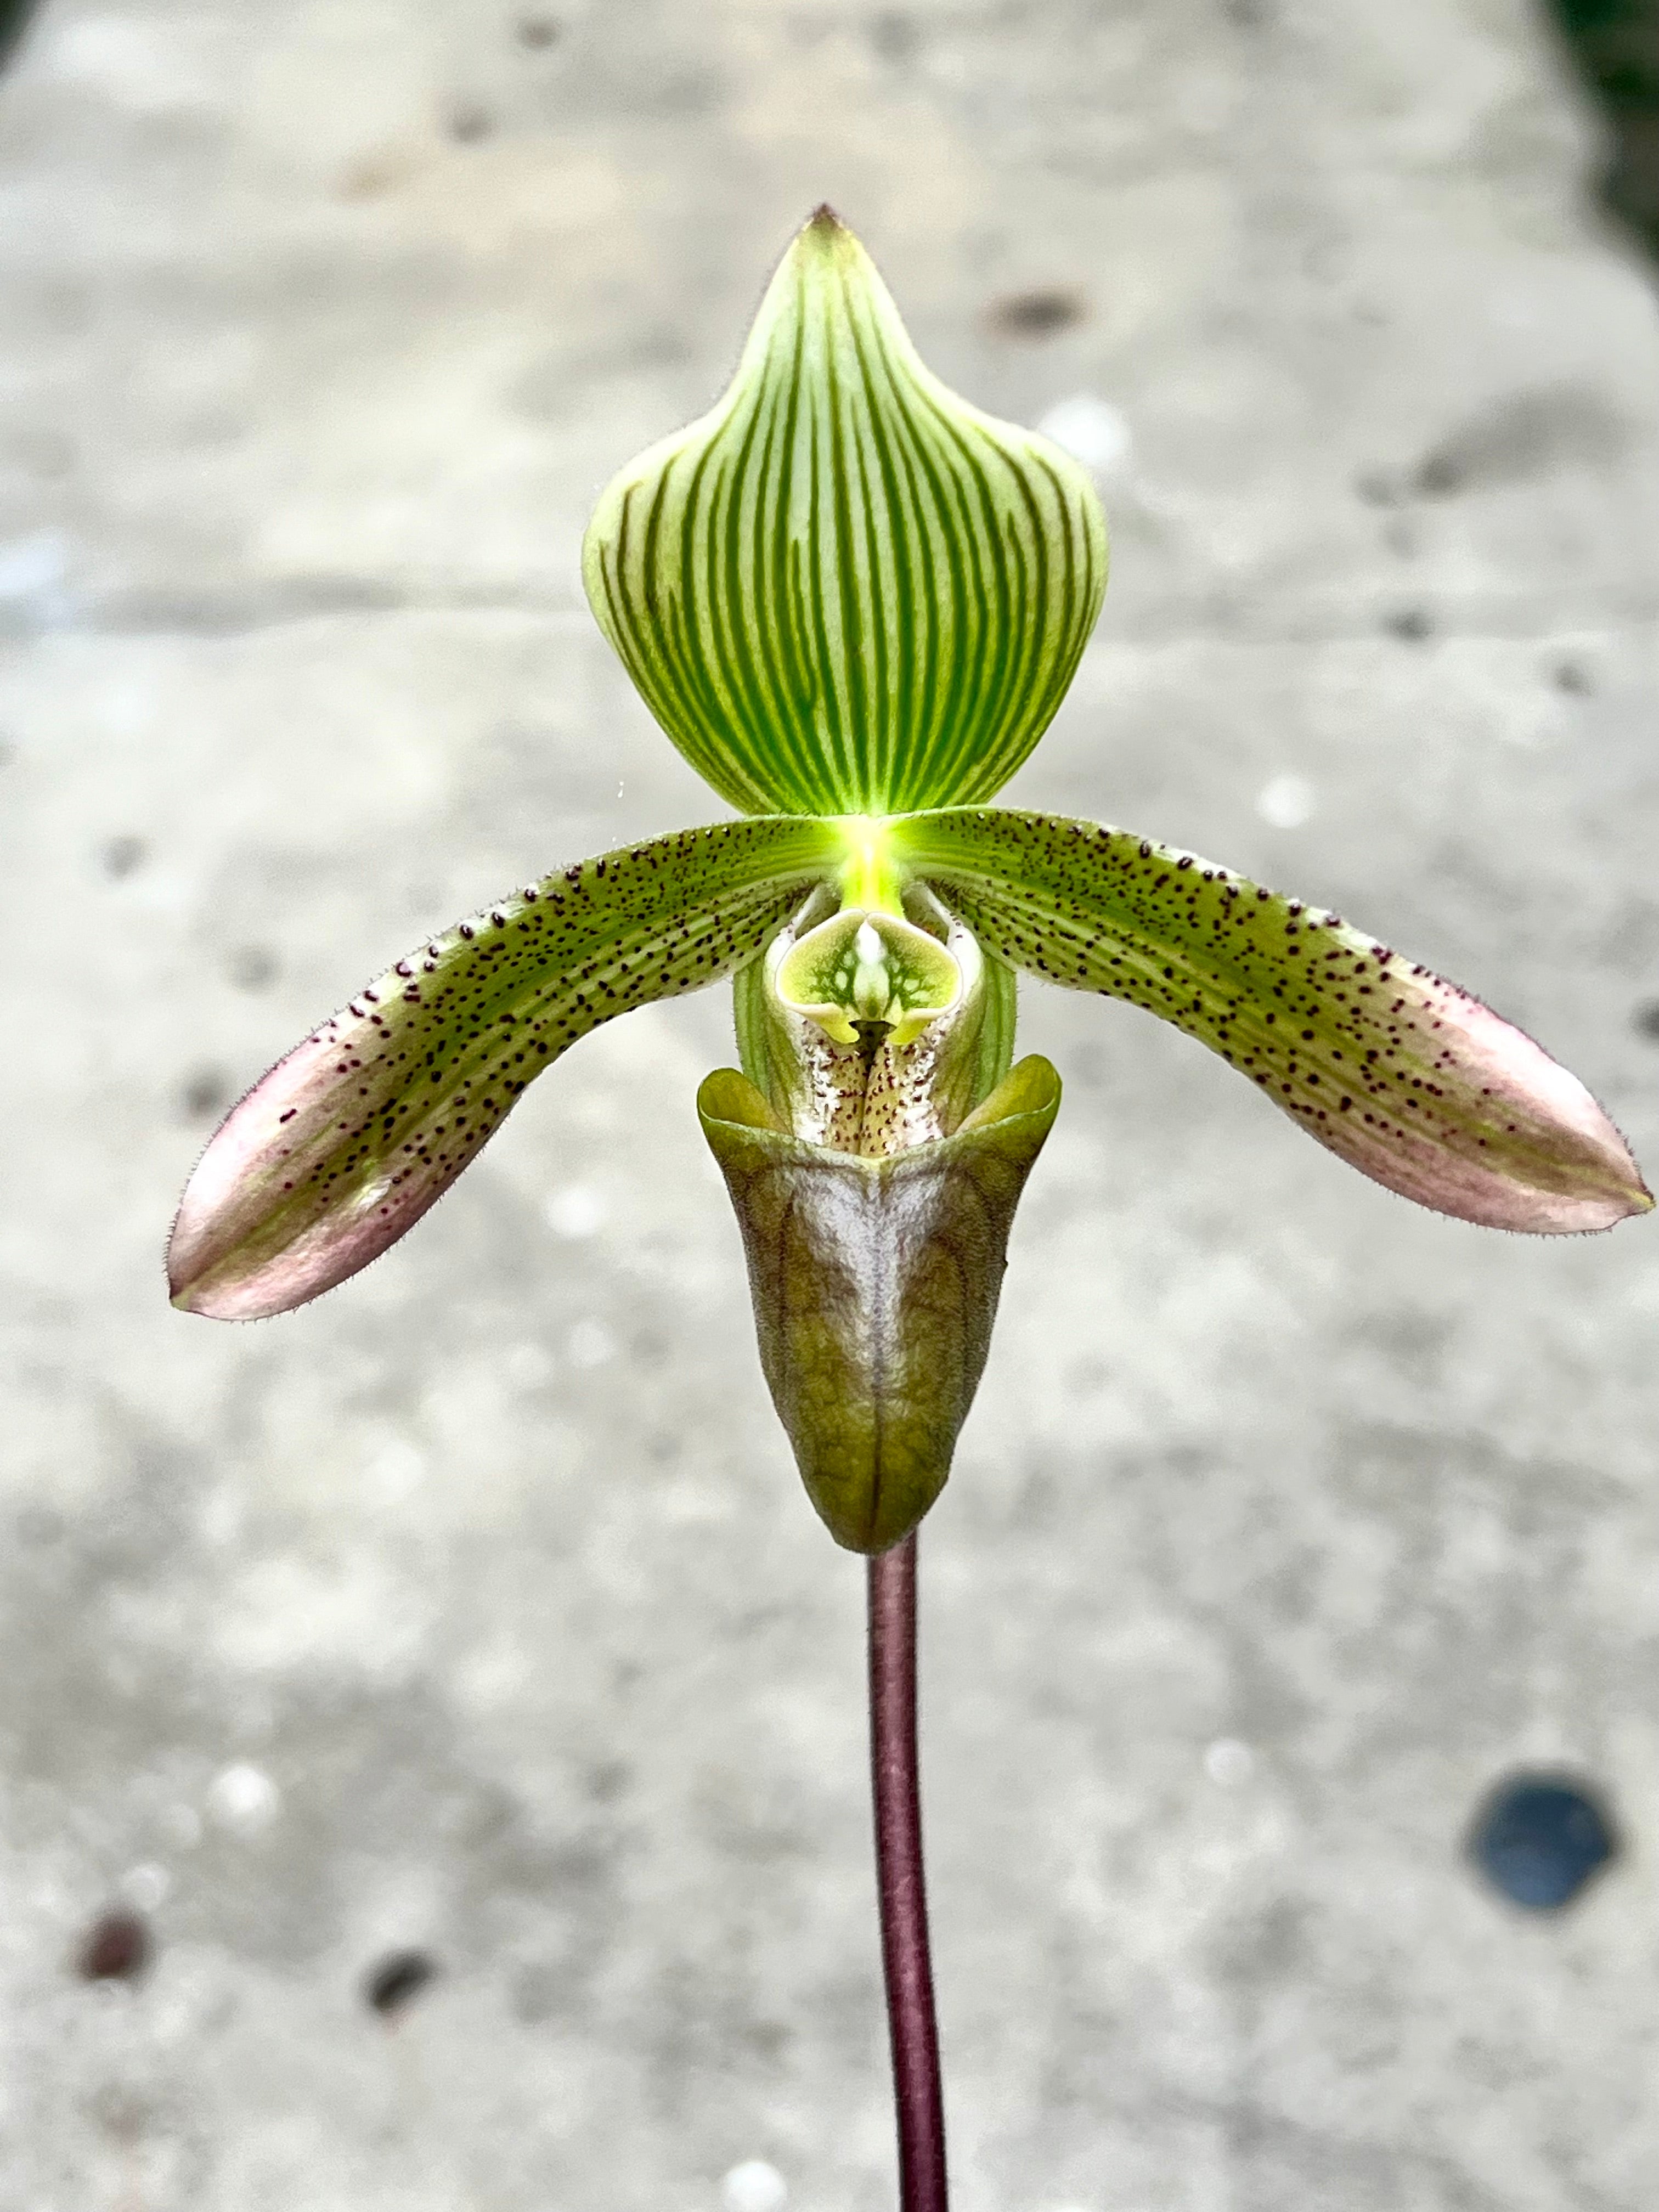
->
[698,1055,1062,1553]
[583,206,1107,818]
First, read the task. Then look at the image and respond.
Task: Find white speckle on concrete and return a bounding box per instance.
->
[160,1803,202,1850]
[1205,1738,1256,1787]
[1496,697,1553,748]
[505,1341,554,1387]
[1254,773,1316,829]
[658,1480,731,1527]
[369,1437,426,1502]
[197,1487,243,1550]
[121,1862,171,1910]
[546,1184,608,1239]
[45,18,161,84]
[0,530,68,599]
[1036,394,1132,476]
[721,2160,787,2212]
[566,1318,617,1370]
[207,1763,281,1836]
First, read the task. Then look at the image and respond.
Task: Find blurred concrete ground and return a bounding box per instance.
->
[3,1,1659,2206]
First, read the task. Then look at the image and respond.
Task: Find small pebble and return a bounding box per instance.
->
[102,833,145,879]
[179,1068,228,1121]
[869,10,917,60]
[1355,467,1402,506]
[1383,606,1434,643]
[76,1909,150,1983]
[364,1948,439,2017]
[1468,1773,1616,1910]
[988,287,1085,338]
[227,944,278,990]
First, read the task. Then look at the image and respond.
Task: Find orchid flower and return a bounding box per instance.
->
[169,205,1650,1551]
[168,205,1649,2212]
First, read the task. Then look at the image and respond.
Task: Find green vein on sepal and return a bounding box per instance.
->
[583,207,1108,817]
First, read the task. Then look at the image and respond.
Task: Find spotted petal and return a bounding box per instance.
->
[583,207,1107,817]
[168,817,843,1320]
[889,808,1651,1233]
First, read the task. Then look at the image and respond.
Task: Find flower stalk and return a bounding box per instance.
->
[868,1534,949,2212]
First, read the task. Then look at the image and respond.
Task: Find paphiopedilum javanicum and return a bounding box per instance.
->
[169,207,1649,2206]
[170,206,1650,1546]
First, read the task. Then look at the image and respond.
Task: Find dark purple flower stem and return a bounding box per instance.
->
[867,1531,949,2212]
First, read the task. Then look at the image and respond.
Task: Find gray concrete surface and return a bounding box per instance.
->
[5,1,1659,2205]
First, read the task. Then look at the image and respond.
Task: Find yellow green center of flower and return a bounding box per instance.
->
[776,907,962,1049]
[834,815,907,916]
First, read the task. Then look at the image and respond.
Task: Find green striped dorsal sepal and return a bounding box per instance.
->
[776,909,962,1047]
[698,1054,1061,1553]
[582,207,1108,818]
[888,808,1653,1234]
[167,816,844,1320]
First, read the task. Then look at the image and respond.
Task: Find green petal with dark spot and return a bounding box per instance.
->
[889,807,1652,1233]
[583,207,1107,817]
[168,816,842,1319]
[699,1054,1061,1554]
